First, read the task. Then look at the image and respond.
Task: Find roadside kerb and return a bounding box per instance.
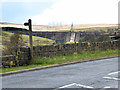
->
[1,55,119,76]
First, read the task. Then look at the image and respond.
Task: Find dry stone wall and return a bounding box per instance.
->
[1,55,16,68]
[20,41,119,60]
[2,41,119,67]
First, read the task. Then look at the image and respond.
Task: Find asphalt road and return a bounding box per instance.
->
[2,57,119,89]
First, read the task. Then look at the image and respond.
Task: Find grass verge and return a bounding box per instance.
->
[1,49,119,73]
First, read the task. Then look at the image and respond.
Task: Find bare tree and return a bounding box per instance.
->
[3,31,24,55]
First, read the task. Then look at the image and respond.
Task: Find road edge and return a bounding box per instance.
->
[1,55,119,76]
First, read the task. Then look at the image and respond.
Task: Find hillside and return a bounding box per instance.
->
[2,31,55,51]
[0,22,118,32]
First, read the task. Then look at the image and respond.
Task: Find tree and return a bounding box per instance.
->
[3,31,24,55]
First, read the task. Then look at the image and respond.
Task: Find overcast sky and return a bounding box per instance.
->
[1,0,119,25]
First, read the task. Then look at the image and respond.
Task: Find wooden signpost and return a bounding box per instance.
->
[24,19,33,60]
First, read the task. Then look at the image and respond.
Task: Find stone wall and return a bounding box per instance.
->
[2,41,119,67]
[18,47,31,66]
[19,41,119,63]
[1,55,16,68]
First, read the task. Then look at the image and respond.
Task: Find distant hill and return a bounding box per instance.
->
[0,22,118,32]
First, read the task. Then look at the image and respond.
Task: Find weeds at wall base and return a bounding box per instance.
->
[1,49,119,73]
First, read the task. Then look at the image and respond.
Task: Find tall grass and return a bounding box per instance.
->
[1,49,119,73]
[31,49,119,65]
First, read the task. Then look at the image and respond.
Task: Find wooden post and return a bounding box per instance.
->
[24,19,33,60]
[28,19,33,59]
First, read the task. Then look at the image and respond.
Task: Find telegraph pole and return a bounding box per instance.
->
[24,19,33,60]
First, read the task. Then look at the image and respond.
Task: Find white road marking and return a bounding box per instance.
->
[108,71,120,75]
[103,76,120,80]
[104,86,110,88]
[59,83,76,88]
[75,83,94,88]
[59,83,94,88]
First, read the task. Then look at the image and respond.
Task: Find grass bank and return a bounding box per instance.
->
[2,31,55,50]
[1,49,119,73]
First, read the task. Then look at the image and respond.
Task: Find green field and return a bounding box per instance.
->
[2,31,55,50]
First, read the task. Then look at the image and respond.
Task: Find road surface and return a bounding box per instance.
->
[2,57,119,89]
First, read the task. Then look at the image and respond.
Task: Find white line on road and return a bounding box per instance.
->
[104,86,110,88]
[59,83,76,88]
[103,76,120,80]
[108,71,120,75]
[75,83,94,88]
[59,83,94,88]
